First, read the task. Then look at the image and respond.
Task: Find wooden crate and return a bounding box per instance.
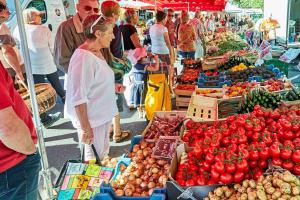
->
[187,92,242,121]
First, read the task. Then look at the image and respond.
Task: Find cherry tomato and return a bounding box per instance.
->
[250,150,259,160]
[220,173,233,184]
[258,159,268,169]
[214,162,225,174]
[269,144,281,158]
[282,161,294,171]
[203,161,211,171]
[249,160,257,168]
[210,169,220,182]
[271,158,282,167]
[281,149,292,160]
[225,163,236,174]
[292,150,300,163]
[236,159,248,172]
[294,165,300,175]
[259,147,270,160]
[205,153,215,163]
[233,171,244,183]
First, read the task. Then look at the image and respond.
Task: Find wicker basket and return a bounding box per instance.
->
[18,83,57,114]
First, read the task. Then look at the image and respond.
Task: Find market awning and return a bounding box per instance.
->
[140,0,227,11]
[118,0,157,10]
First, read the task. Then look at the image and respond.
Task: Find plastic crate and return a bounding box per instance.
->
[265,59,289,77]
[110,157,131,182]
[92,184,166,200]
[198,79,232,88]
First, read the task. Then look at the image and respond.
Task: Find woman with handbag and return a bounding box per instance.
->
[65,14,118,160]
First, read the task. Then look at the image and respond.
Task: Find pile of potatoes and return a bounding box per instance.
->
[205,171,300,200]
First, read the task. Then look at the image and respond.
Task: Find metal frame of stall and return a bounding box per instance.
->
[13,0,54,199]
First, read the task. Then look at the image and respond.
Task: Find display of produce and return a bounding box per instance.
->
[240,89,283,112]
[111,140,169,197]
[218,56,253,72]
[183,59,201,68]
[225,82,258,97]
[178,105,300,186]
[205,171,300,200]
[175,84,196,91]
[143,115,184,140]
[226,67,276,83]
[178,68,201,84]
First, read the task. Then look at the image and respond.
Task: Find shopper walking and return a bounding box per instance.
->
[0,62,40,200]
[121,8,142,51]
[189,11,204,59]
[54,0,100,73]
[66,14,118,160]
[150,11,174,69]
[13,8,65,103]
[165,9,176,63]
[101,0,131,143]
[177,11,196,59]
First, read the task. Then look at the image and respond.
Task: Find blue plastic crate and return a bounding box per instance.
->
[110,157,131,181]
[199,72,227,82]
[128,135,143,153]
[92,183,166,200]
[198,80,232,88]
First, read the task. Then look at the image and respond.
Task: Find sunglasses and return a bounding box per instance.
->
[84,5,99,13]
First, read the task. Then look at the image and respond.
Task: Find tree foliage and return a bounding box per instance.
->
[230,0,264,9]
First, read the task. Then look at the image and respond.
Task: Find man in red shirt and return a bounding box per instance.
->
[0,61,40,199]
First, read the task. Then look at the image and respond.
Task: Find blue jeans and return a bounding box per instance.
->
[0,153,41,200]
[179,51,195,59]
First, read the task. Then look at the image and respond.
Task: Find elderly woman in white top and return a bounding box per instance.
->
[66,14,118,160]
[13,8,65,103]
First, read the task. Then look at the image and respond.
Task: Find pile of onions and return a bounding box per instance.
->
[111,140,170,197]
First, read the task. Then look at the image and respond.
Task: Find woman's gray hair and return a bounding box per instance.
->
[23,7,43,24]
[83,14,114,40]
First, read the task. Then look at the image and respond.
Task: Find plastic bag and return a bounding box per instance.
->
[145,74,171,120]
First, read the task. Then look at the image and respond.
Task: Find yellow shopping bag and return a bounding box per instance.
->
[145,73,172,120]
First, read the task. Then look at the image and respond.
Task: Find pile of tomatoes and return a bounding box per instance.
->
[177,105,300,186]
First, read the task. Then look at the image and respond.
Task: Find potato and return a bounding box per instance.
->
[264,181,273,189]
[240,193,247,200]
[243,180,250,188]
[281,194,291,199]
[249,180,256,189]
[234,184,241,190]
[237,186,246,193]
[283,171,298,183]
[271,191,281,199]
[248,191,257,200]
[292,186,300,195]
[215,187,224,197]
[257,187,267,200]
[225,189,233,198]
[280,182,291,195]
[266,187,276,194]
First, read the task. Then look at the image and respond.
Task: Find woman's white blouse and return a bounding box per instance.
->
[66,49,118,129]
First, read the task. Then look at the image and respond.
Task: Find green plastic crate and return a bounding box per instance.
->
[265,59,289,77]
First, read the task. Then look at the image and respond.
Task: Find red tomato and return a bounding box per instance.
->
[283,131,294,140]
[292,150,300,163]
[236,159,248,172]
[258,159,268,169]
[259,147,270,160]
[249,160,257,168]
[272,158,282,167]
[269,144,281,158]
[245,122,253,131]
[225,163,236,174]
[294,165,300,175]
[281,149,292,160]
[250,150,259,160]
[203,161,211,171]
[240,149,250,160]
[280,119,292,131]
[253,169,263,180]
[210,169,220,182]
[205,153,215,163]
[220,173,233,184]
[186,179,195,186]
[233,171,244,183]
[282,161,294,171]
[214,162,225,174]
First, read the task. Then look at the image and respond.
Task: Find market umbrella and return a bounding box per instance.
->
[13,0,54,199]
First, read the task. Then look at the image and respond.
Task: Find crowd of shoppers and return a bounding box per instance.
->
[0,0,246,198]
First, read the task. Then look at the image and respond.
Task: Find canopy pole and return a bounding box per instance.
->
[155,0,157,13]
[14,0,54,199]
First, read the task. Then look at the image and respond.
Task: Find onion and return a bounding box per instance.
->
[135,178,142,185]
[151,173,159,180]
[137,153,144,160]
[132,145,140,153]
[164,164,170,170]
[158,175,168,185]
[136,163,144,170]
[115,189,124,196]
[111,181,118,189]
[148,181,155,189]
[141,191,148,196]
[133,169,142,177]
[146,164,151,170]
[143,148,150,157]
[141,181,148,189]
[157,159,167,166]
[151,167,159,174]
[142,174,149,181]
[148,158,156,165]
[140,140,148,149]
[125,188,133,196]
[128,174,136,181]
[135,187,142,193]
[133,193,140,197]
